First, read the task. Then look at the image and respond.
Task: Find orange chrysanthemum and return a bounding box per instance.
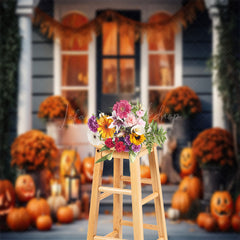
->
[97,116,115,139]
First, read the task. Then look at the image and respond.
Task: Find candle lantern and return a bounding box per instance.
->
[50,177,62,196]
[64,151,81,203]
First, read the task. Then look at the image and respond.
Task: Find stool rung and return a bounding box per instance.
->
[120,176,152,185]
[99,192,112,201]
[105,231,117,237]
[99,186,132,195]
[94,236,126,240]
[121,220,158,231]
[142,192,158,205]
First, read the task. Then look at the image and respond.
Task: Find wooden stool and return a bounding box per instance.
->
[87,145,168,240]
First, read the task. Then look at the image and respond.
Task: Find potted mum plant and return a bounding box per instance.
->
[11,130,59,196]
[192,127,235,202]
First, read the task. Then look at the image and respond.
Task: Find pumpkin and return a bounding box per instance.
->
[217,215,231,231]
[15,174,35,202]
[160,173,167,185]
[179,147,196,176]
[68,203,80,220]
[82,154,95,182]
[140,165,151,179]
[197,212,210,228]
[171,190,191,215]
[57,206,74,224]
[179,176,202,200]
[26,195,51,224]
[167,208,180,220]
[235,195,240,214]
[231,213,240,232]
[0,180,15,215]
[210,191,233,220]
[204,214,217,232]
[47,194,67,219]
[36,215,52,231]
[7,207,31,231]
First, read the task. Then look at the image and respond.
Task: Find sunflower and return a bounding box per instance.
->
[129,133,146,146]
[97,116,115,139]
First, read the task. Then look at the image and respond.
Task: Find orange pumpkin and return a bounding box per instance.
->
[82,154,95,182]
[197,212,210,228]
[15,175,35,202]
[210,191,233,220]
[171,190,191,215]
[36,215,52,231]
[231,213,240,232]
[57,206,74,224]
[7,207,31,231]
[179,176,202,200]
[217,215,231,231]
[235,195,240,214]
[0,180,15,215]
[179,147,196,176]
[140,165,151,179]
[160,173,167,184]
[204,214,217,232]
[26,195,51,224]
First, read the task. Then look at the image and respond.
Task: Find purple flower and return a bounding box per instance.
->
[125,135,131,146]
[132,144,141,153]
[88,115,99,132]
[125,145,130,152]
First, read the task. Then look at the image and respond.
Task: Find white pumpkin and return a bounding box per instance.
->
[47,195,67,218]
[68,203,80,220]
[167,208,180,220]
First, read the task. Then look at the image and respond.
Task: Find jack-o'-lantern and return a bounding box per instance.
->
[180,147,196,176]
[82,154,95,182]
[210,191,233,220]
[15,175,35,202]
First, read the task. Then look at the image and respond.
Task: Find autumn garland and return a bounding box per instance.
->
[33,0,205,49]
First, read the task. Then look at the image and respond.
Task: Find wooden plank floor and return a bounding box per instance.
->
[1,214,239,240]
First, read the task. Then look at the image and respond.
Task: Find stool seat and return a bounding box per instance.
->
[87,145,168,240]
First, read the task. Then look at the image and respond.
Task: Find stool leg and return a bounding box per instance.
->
[113,158,123,238]
[87,150,104,240]
[149,147,168,240]
[130,156,144,240]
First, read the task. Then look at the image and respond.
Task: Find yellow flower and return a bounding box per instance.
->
[130,133,146,146]
[97,116,115,139]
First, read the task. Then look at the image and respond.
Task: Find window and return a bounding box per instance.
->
[147,12,176,123]
[60,13,89,122]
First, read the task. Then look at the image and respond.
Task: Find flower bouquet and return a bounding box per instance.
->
[87,100,166,163]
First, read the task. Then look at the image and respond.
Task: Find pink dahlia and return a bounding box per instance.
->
[113,100,132,119]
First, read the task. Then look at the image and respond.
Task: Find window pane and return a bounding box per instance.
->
[62,90,88,121]
[102,59,117,94]
[62,55,88,86]
[61,13,88,51]
[148,13,174,51]
[102,22,117,55]
[149,54,174,86]
[120,24,134,55]
[149,90,169,123]
[120,59,135,93]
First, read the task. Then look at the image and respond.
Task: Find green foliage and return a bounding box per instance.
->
[0,0,20,180]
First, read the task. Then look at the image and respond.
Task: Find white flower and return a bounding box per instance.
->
[87,130,103,146]
[131,125,145,135]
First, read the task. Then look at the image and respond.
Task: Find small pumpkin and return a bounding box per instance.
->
[210,190,233,220]
[197,212,210,228]
[231,213,240,232]
[140,165,151,179]
[47,194,67,219]
[160,173,167,185]
[179,147,196,176]
[167,208,180,220]
[235,195,240,214]
[171,190,191,215]
[26,194,51,224]
[68,203,80,220]
[15,174,35,202]
[179,176,202,200]
[57,206,74,224]
[7,207,31,231]
[36,215,52,231]
[217,215,231,232]
[204,214,217,232]
[82,154,95,182]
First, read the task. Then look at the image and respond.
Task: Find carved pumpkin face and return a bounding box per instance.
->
[180,147,196,175]
[210,191,233,219]
[0,180,15,216]
[15,175,36,202]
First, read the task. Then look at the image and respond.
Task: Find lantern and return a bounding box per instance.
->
[50,177,62,196]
